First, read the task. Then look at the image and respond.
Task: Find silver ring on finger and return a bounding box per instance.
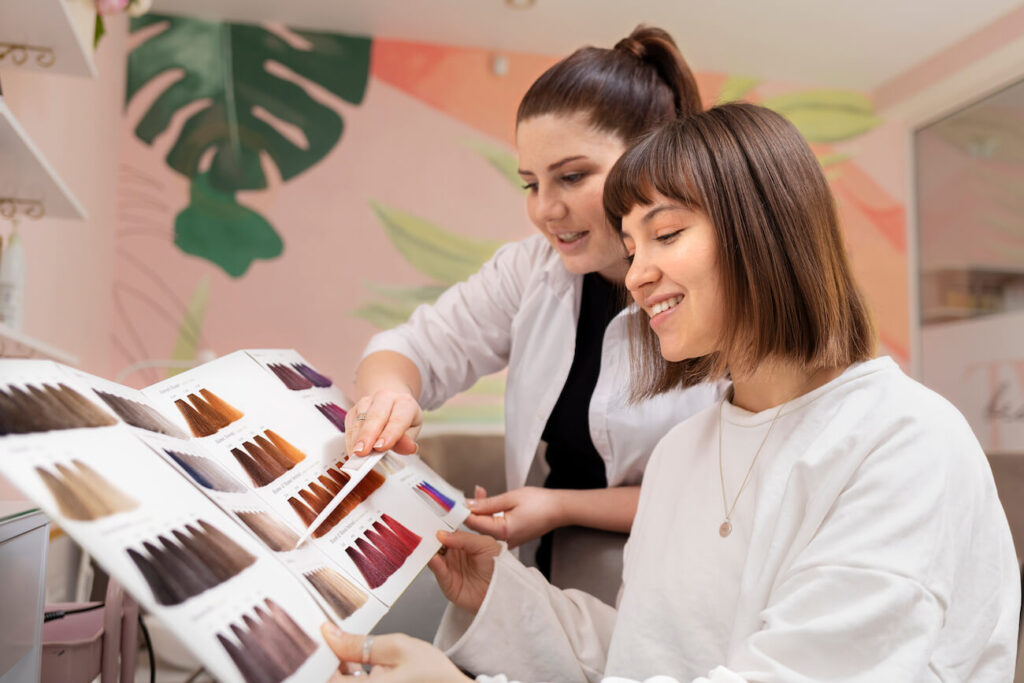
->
[355,412,368,422]
[361,635,374,666]
[350,670,367,677]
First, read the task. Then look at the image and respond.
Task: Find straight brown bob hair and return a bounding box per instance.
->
[604,103,876,398]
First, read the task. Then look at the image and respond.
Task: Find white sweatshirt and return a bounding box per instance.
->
[436,357,1020,682]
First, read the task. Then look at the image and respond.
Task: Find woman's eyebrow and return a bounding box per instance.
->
[517,155,588,176]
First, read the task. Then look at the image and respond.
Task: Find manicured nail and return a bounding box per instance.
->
[354,441,364,454]
[322,621,342,638]
[374,439,384,450]
[465,499,476,508]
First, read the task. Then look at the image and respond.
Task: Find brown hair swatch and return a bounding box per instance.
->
[216,598,316,683]
[36,459,138,521]
[0,383,117,435]
[229,430,306,487]
[174,389,244,437]
[93,390,188,438]
[236,510,300,552]
[303,567,368,620]
[127,519,256,606]
[287,464,385,538]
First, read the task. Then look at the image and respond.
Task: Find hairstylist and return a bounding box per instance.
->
[346,26,718,602]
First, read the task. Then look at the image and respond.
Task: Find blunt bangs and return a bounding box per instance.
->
[604,126,705,233]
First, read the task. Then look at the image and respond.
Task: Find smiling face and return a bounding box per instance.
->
[516,112,629,281]
[621,195,726,362]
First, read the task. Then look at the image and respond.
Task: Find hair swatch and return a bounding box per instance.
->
[344,514,422,589]
[93,389,188,438]
[374,453,406,476]
[35,459,138,521]
[0,382,117,434]
[292,363,332,388]
[174,389,244,437]
[287,465,385,538]
[267,363,313,391]
[216,598,317,683]
[315,403,347,433]
[164,449,245,493]
[236,510,300,552]
[127,519,256,606]
[229,429,306,487]
[415,481,456,513]
[303,567,368,620]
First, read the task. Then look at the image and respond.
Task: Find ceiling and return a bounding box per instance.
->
[148,0,1024,91]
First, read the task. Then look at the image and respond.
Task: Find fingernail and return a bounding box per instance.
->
[354,442,364,454]
[374,439,384,450]
[322,621,342,638]
[465,499,476,508]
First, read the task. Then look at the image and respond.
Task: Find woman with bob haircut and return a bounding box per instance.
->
[320,103,1019,682]
[346,26,719,603]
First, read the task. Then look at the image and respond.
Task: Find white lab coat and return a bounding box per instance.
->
[436,357,1021,683]
[363,234,719,492]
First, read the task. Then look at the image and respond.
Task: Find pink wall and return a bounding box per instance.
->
[1,15,128,377]
[6,8,1022,423]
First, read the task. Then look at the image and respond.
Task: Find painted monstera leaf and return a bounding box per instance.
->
[127,14,371,276]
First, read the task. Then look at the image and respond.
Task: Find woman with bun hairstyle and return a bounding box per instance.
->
[346,26,719,603]
[323,103,1019,682]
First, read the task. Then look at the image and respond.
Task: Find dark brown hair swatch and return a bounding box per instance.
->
[344,513,421,589]
[304,567,367,620]
[174,388,244,437]
[36,459,138,521]
[93,390,188,438]
[287,464,385,538]
[164,450,246,493]
[216,598,317,683]
[267,363,313,391]
[229,429,306,487]
[236,510,300,552]
[0,383,117,435]
[127,519,256,606]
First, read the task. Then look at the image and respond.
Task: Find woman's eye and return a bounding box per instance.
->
[656,229,684,243]
[521,182,538,192]
[623,253,635,264]
[561,172,585,184]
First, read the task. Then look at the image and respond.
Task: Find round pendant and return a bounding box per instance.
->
[719,520,732,537]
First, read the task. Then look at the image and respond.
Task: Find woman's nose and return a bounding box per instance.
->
[536,186,568,222]
[625,250,658,294]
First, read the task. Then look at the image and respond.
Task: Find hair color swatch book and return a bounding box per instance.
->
[0,353,471,682]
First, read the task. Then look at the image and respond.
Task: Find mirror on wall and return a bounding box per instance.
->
[916,77,1024,459]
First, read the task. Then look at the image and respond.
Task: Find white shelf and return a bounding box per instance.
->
[0,0,96,78]
[0,322,77,365]
[0,96,86,220]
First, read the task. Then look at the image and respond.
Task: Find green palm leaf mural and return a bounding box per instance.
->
[127,15,371,276]
[762,90,882,143]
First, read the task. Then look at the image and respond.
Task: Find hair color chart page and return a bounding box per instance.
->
[137,350,469,607]
[0,362,339,683]
[0,352,472,678]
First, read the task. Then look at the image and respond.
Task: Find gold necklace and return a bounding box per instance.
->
[717,398,787,538]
